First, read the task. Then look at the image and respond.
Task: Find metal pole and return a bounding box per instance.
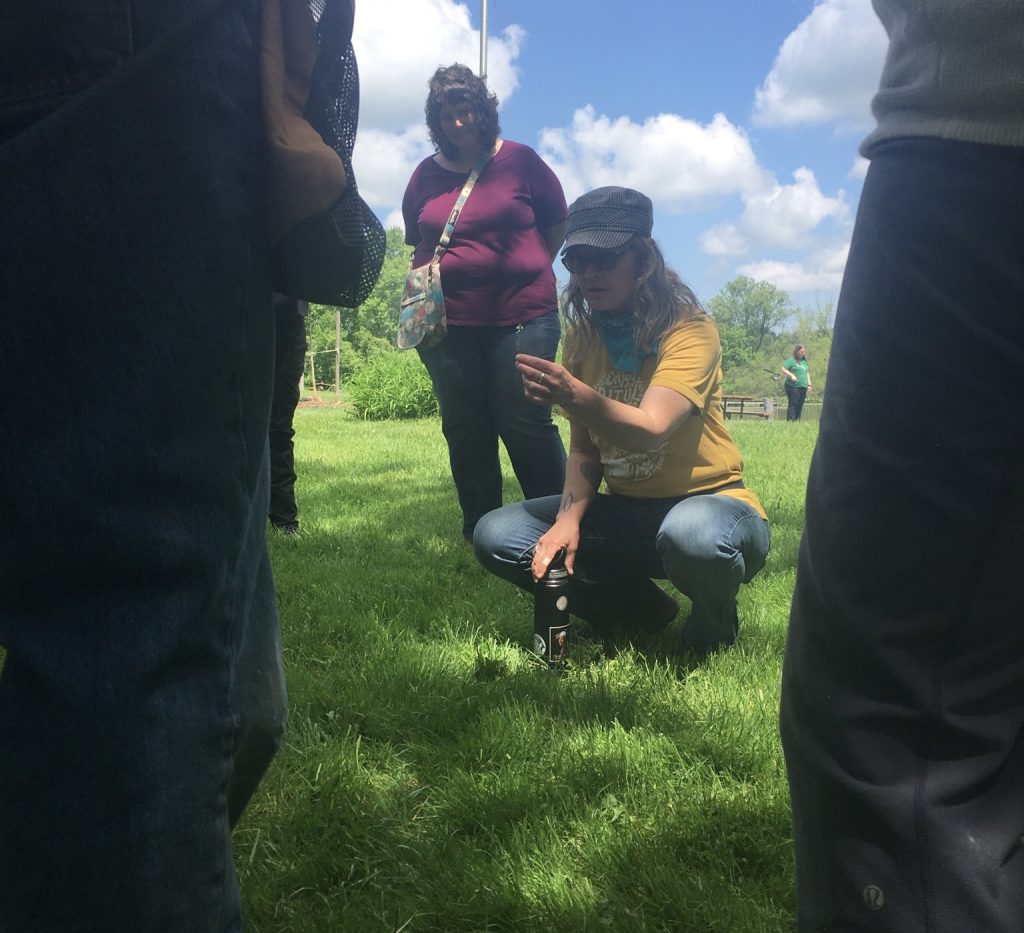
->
[479,0,488,82]
[334,310,341,402]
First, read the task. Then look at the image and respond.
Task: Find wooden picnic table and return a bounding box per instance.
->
[721,395,774,420]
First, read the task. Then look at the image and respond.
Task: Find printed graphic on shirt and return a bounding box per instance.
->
[589,368,667,483]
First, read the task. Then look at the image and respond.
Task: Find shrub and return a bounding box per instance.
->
[346,350,439,420]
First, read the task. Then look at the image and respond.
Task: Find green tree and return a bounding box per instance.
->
[708,275,792,354]
[715,322,757,374]
[306,227,410,386]
[811,297,836,336]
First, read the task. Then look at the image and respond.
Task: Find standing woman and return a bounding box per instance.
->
[402,64,567,540]
[474,187,770,657]
[781,344,812,421]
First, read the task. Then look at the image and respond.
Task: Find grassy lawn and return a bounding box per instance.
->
[236,407,817,932]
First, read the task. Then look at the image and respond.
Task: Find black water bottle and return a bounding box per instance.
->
[533,548,570,669]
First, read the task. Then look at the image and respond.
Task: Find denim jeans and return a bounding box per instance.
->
[418,311,567,538]
[0,2,285,930]
[474,491,769,647]
[781,138,1024,931]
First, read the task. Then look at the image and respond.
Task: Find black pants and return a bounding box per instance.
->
[268,297,307,527]
[781,137,1024,931]
[785,382,807,421]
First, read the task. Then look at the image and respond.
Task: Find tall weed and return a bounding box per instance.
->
[347,351,438,420]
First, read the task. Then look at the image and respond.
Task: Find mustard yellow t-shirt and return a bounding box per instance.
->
[566,314,767,519]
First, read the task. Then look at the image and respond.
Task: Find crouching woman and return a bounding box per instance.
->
[473,187,770,657]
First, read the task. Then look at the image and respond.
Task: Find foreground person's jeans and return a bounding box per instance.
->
[781,138,1024,931]
[474,491,769,645]
[418,312,567,539]
[0,2,285,930]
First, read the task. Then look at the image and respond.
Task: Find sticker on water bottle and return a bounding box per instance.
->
[533,633,546,657]
[548,624,569,663]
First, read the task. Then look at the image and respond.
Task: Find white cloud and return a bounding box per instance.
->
[698,223,749,258]
[354,0,522,134]
[351,126,432,211]
[738,242,851,294]
[848,155,870,179]
[538,107,764,213]
[752,0,888,129]
[744,168,849,244]
[381,207,405,231]
[699,168,850,256]
[351,0,524,210]
[538,109,852,289]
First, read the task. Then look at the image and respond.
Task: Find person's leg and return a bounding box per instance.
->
[794,386,807,420]
[656,494,770,657]
[473,496,562,590]
[474,494,679,635]
[781,138,1024,932]
[487,311,567,499]
[0,2,282,930]
[268,300,307,530]
[785,383,799,421]
[419,327,502,539]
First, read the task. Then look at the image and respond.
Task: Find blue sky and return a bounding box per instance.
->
[351,0,889,309]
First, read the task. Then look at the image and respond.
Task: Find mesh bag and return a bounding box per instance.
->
[270,0,385,306]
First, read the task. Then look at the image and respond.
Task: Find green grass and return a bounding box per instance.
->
[238,409,818,932]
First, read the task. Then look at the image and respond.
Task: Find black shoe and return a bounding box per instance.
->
[681,601,739,659]
[271,520,300,536]
[583,587,679,640]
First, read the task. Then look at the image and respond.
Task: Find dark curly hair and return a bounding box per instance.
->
[425,64,501,160]
[561,237,708,372]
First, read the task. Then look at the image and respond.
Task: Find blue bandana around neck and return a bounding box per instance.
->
[594,309,659,373]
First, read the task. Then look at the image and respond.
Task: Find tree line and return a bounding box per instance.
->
[707,276,834,399]
[306,227,833,400]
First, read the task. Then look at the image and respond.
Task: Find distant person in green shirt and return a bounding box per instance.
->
[781,344,812,421]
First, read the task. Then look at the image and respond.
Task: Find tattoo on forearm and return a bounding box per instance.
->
[559,492,574,513]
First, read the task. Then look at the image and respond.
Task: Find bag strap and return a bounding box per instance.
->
[431,156,487,262]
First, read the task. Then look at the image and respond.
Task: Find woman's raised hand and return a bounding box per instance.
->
[517,353,570,405]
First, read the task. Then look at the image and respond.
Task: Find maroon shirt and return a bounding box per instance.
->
[402,140,567,327]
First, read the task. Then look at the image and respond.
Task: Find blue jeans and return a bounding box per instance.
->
[785,383,807,421]
[781,138,1024,931]
[474,491,770,650]
[0,2,284,930]
[418,311,567,538]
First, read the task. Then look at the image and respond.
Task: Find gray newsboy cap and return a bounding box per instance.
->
[562,186,654,253]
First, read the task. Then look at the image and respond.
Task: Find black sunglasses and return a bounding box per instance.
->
[561,245,630,274]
